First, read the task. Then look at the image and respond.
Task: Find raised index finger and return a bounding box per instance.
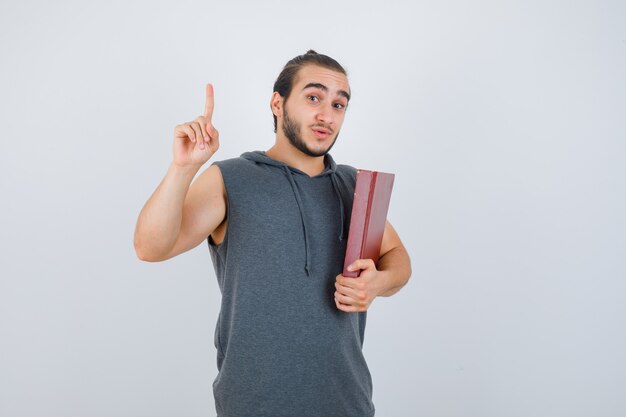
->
[204,83,214,120]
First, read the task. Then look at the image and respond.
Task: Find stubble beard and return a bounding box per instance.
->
[282,106,339,158]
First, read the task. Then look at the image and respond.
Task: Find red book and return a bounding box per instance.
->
[343,170,395,277]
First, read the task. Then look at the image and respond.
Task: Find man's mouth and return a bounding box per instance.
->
[311,126,333,139]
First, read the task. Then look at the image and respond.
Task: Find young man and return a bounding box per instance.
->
[134,50,411,417]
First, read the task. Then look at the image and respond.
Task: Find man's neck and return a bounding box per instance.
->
[265,142,326,177]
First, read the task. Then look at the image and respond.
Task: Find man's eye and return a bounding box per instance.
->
[334,103,346,110]
[307,95,319,102]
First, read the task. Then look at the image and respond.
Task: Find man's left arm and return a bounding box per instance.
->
[334,221,412,312]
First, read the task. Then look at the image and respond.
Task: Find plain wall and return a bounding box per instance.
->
[1,0,625,416]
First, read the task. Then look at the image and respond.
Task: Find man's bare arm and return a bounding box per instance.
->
[133,164,226,262]
[133,83,225,262]
[375,221,412,297]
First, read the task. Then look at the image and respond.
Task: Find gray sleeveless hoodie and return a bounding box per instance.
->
[207,151,375,417]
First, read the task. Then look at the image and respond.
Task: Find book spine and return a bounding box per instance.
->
[360,171,378,263]
[342,170,372,277]
[362,172,394,263]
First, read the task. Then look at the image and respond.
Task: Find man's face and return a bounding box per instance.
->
[279,65,351,157]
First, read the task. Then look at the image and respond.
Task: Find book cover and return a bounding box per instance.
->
[342,170,395,277]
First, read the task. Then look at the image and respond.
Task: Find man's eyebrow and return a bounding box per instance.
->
[303,82,328,94]
[303,82,351,102]
[338,90,351,101]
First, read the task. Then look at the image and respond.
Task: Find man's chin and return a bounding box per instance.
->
[300,147,328,158]
[303,143,334,157]
[284,128,339,158]
[305,136,339,157]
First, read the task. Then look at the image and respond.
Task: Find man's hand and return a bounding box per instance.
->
[334,259,386,312]
[172,83,220,168]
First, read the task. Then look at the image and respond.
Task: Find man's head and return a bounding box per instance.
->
[271,50,351,157]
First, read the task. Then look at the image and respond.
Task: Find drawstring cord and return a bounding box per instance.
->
[282,166,312,276]
[330,173,346,241]
[281,159,346,277]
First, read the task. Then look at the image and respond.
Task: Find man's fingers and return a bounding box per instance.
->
[206,122,218,139]
[207,124,220,152]
[189,122,206,149]
[200,123,209,144]
[335,295,359,312]
[347,258,375,272]
[177,125,196,142]
[336,281,366,300]
[204,83,214,120]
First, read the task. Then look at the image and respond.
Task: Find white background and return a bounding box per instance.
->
[1,1,625,416]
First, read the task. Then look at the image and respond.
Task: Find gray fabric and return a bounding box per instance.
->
[207,151,375,417]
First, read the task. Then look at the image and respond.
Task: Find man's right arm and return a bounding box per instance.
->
[133,163,226,262]
[133,83,224,262]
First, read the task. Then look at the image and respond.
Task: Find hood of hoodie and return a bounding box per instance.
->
[240,150,337,176]
[240,151,346,276]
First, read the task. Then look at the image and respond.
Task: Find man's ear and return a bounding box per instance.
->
[270,92,284,118]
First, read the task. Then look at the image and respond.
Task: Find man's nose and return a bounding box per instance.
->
[316,103,334,124]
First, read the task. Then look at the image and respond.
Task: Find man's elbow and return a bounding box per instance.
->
[134,245,154,262]
[404,250,413,281]
[395,247,412,285]
[134,238,167,263]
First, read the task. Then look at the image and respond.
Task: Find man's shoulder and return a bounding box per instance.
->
[335,164,357,182]
[211,154,259,176]
[335,163,357,174]
[211,152,278,188]
[212,155,251,168]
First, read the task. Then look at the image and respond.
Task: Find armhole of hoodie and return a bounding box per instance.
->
[207,161,231,253]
